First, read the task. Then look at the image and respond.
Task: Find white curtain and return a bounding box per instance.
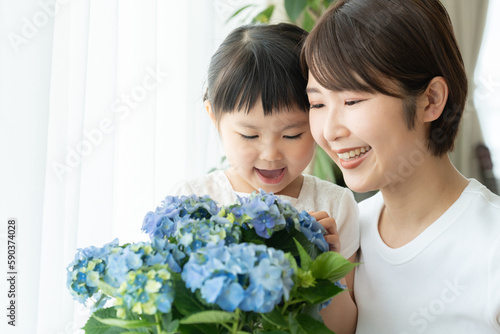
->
[441,0,489,180]
[1,0,253,332]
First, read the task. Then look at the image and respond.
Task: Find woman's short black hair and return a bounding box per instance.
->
[302,0,468,156]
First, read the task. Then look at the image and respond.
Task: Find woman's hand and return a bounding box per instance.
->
[309,211,341,253]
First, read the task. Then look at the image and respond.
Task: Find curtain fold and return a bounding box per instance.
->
[35,1,237,332]
[441,0,489,179]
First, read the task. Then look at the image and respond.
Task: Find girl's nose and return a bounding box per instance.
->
[260,141,283,162]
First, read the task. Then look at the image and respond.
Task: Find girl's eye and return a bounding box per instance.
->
[309,104,325,109]
[284,133,303,140]
[241,134,258,140]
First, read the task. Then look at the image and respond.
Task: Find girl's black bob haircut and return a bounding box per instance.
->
[205,23,309,123]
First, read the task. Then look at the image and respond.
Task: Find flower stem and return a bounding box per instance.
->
[155,313,162,334]
[282,298,305,314]
[231,309,240,334]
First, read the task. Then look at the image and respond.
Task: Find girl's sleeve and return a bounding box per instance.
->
[169,179,195,197]
[335,188,360,259]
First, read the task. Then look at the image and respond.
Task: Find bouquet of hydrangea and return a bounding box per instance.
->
[67,191,356,333]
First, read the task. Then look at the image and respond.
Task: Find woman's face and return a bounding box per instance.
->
[306,74,429,193]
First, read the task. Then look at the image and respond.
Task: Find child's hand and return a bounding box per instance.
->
[309,211,341,253]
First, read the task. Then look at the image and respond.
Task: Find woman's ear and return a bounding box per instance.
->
[419,76,449,123]
[204,100,216,125]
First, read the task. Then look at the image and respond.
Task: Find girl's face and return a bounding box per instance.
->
[306,75,429,193]
[215,101,315,197]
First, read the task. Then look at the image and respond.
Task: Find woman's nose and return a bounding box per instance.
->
[323,106,349,142]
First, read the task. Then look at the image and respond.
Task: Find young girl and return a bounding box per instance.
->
[171,23,359,333]
[302,0,500,333]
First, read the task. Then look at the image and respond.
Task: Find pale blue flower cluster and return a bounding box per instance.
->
[171,216,243,255]
[67,238,182,316]
[296,211,329,253]
[141,194,220,240]
[68,190,337,322]
[104,239,184,287]
[227,192,288,239]
[114,265,174,317]
[66,238,120,304]
[225,191,328,252]
[181,243,294,313]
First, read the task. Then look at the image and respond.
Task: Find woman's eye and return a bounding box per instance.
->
[241,134,258,140]
[345,100,364,106]
[284,133,303,140]
[309,104,325,109]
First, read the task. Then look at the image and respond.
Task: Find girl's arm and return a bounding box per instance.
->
[310,211,357,334]
[320,253,357,334]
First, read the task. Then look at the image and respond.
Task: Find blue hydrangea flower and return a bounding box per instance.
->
[67,190,346,326]
[296,211,329,253]
[141,194,220,239]
[181,243,294,313]
[114,266,175,318]
[66,238,120,304]
[221,191,287,239]
[67,238,184,313]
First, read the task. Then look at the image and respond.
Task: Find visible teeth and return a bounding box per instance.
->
[337,146,371,161]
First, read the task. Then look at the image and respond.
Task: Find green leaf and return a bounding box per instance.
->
[226,4,255,23]
[307,0,322,13]
[302,10,316,32]
[309,252,357,283]
[177,323,218,334]
[83,309,129,334]
[285,253,298,274]
[97,280,118,298]
[288,313,306,334]
[260,307,288,328]
[173,279,206,316]
[179,310,235,325]
[92,315,157,329]
[293,238,312,271]
[285,0,308,22]
[295,314,335,334]
[325,0,337,8]
[241,226,265,245]
[296,279,344,304]
[160,312,179,333]
[252,5,275,23]
[266,227,322,262]
[83,307,152,334]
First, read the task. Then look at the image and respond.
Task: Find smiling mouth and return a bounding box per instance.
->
[255,168,286,184]
[337,146,372,161]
